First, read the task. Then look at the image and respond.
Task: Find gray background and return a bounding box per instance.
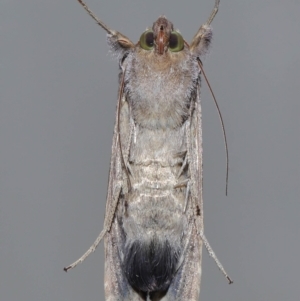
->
[1,0,299,300]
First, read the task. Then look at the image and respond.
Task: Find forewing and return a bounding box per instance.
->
[176,87,204,301]
[103,91,143,300]
[152,86,203,301]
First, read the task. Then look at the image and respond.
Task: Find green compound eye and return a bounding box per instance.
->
[169,31,184,52]
[139,30,154,50]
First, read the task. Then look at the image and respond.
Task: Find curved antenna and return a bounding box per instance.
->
[76,0,134,49]
[77,0,115,34]
[197,59,229,195]
[206,0,220,25]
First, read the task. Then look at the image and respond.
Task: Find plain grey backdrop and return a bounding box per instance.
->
[1,0,299,300]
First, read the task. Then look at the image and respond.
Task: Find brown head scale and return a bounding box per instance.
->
[152,17,174,55]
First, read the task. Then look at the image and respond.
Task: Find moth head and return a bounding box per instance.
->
[138,16,185,55]
[76,0,217,61]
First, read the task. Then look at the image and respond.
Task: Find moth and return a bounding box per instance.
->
[65,1,232,300]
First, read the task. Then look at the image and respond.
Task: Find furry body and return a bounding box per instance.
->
[63,1,226,299]
[103,17,212,301]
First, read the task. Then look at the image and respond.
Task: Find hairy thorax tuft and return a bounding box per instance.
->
[125,48,199,129]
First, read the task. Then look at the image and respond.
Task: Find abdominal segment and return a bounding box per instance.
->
[120,155,189,295]
[119,71,194,294]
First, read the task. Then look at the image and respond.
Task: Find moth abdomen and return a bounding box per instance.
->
[123,239,180,294]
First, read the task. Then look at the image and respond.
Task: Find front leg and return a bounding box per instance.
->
[190,23,213,57]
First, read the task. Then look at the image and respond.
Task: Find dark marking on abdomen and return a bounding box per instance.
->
[123,238,180,294]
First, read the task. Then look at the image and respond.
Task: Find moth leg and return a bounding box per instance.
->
[199,231,233,284]
[64,185,122,271]
[123,121,136,179]
[125,162,134,177]
[189,23,212,56]
[183,181,191,213]
[189,1,220,56]
[206,0,220,25]
[176,153,188,179]
[76,0,134,49]
[174,179,188,189]
[173,179,190,213]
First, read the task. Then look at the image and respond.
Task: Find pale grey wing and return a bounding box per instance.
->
[189,86,204,234]
[160,88,204,301]
[104,96,143,301]
[102,94,130,235]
